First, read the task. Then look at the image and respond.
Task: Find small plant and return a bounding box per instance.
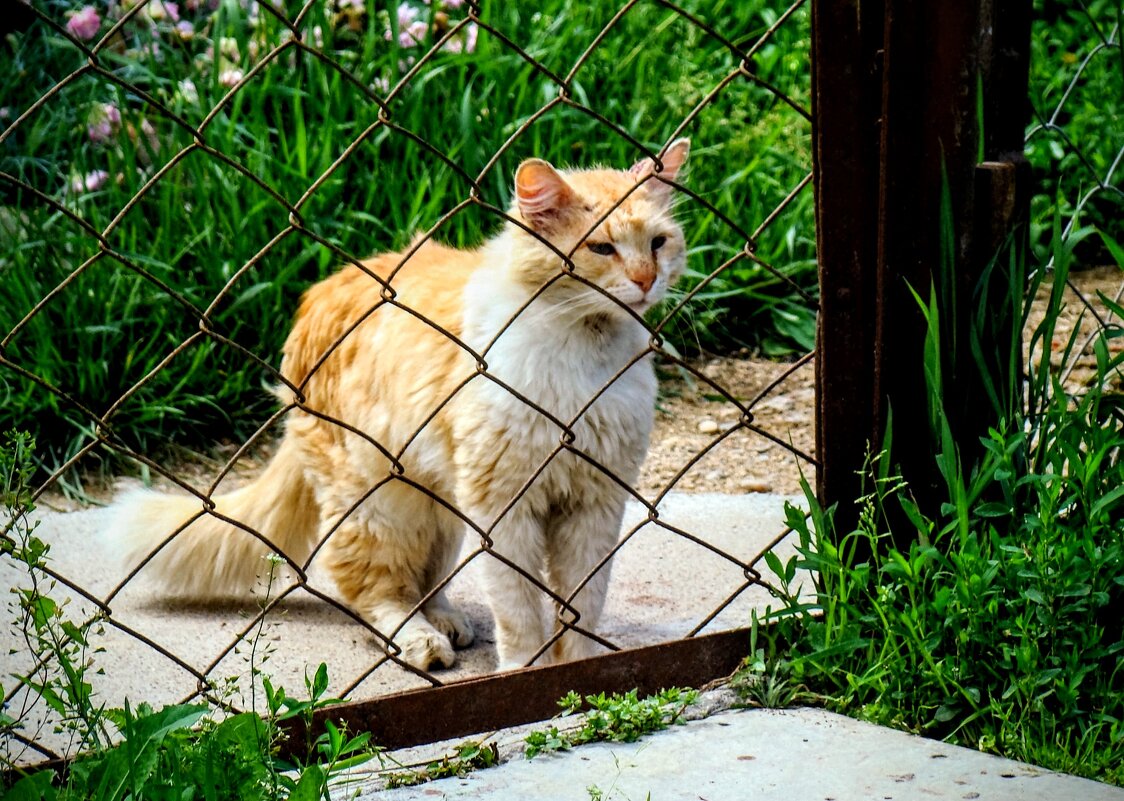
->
[728,616,810,710]
[383,739,498,789]
[524,687,697,759]
[2,431,111,764]
[1,432,379,798]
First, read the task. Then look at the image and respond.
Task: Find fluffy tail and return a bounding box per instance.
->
[107,437,320,598]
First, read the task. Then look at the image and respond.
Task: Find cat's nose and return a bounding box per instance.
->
[631,273,655,294]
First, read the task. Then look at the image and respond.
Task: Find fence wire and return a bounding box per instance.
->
[1,0,817,766]
[1024,0,1123,394]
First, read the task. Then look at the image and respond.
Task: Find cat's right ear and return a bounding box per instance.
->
[629,137,690,192]
[515,159,575,231]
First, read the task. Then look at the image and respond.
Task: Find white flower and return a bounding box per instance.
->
[397,2,419,27]
[220,36,241,61]
[146,1,180,23]
[177,78,198,103]
[87,103,121,143]
[219,68,245,87]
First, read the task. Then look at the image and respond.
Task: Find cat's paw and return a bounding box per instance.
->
[426,603,475,649]
[396,627,456,672]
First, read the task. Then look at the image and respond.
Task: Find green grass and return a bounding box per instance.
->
[756,225,1124,785]
[1026,0,1123,259]
[0,0,815,472]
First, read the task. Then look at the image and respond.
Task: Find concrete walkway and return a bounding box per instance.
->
[356,701,1124,800]
[8,492,1122,800]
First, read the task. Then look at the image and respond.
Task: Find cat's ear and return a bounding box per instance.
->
[629,138,690,194]
[515,159,576,230]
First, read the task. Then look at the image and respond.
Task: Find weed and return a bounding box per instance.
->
[383,739,498,789]
[728,619,810,710]
[524,687,697,759]
[2,431,111,763]
[1,434,380,797]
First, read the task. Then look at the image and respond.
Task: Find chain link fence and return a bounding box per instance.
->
[5,0,1116,774]
[1024,0,1122,393]
[1,0,817,767]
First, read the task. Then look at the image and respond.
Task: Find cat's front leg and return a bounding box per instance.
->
[545,500,626,664]
[474,507,550,671]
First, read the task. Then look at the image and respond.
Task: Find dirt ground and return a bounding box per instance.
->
[1026,264,1124,392]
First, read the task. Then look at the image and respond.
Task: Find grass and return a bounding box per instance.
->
[1025,0,1123,260]
[754,223,1124,785]
[0,0,815,473]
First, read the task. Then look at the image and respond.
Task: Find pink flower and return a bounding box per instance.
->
[463,21,477,52]
[397,2,419,27]
[72,170,110,193]
[174,20,195,39]
[399,19,428,47]
[87,103,121,143]
[66,6,101,41]
[442,0,464,9]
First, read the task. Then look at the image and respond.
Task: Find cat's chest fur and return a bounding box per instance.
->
[453,282,656,504]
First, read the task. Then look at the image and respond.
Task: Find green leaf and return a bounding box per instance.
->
[288,764,327,801]
[311,662,329,702]
[4,770,57,801]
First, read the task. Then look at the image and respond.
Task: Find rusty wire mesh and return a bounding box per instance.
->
[1,0,818,766]
[1024,1,1123,390]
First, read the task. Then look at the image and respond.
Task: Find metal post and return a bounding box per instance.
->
[813,0,1032,550]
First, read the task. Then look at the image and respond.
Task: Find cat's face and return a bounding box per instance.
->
[511,139,690,320]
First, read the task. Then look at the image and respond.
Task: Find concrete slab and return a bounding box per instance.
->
[359,704,1124,801]
[1,492,805,762]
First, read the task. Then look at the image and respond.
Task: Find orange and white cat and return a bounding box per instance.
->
[109,139,690,671]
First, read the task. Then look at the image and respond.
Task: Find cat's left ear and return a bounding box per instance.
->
[515,158,576,231]
[629,138,690,195]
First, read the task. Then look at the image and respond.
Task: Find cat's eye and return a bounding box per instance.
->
[587,241,617,256]
[651,235,667,252]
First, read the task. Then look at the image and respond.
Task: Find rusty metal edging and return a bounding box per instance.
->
[282,626,753,755]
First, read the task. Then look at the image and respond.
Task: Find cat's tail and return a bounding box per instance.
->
[106,436,320,598]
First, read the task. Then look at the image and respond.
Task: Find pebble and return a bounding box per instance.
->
[697,419,720,434]
[739,478,773,493]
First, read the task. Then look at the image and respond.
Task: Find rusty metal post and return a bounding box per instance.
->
[813,0,1032,549]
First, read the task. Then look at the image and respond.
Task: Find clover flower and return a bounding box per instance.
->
[66,6,102,41]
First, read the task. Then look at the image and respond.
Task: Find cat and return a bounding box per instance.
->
[108,138,690,672]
